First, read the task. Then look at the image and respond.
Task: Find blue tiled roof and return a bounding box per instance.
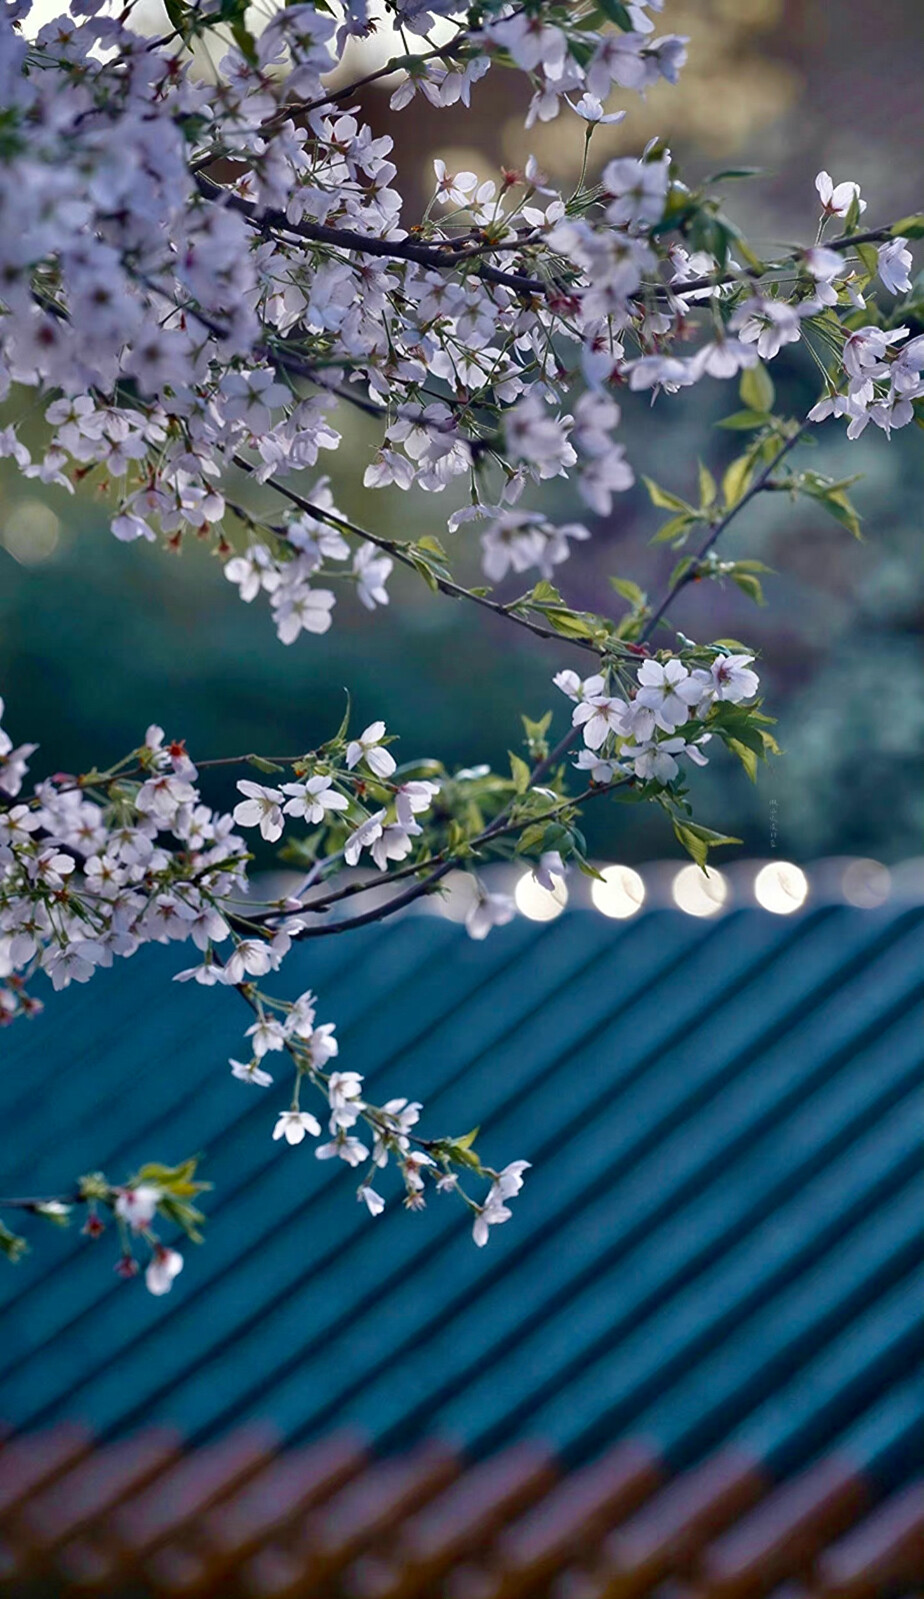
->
[1,902,921,1488]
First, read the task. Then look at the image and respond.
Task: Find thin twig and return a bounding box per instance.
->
[229,453,605,655]
[640,423,809,641]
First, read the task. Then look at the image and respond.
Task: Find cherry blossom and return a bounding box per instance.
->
[272,1110,323,1145]
[145,1247,184,1296]
[346,722,397,779]
[233,781,286,843]
[815,171,866,218]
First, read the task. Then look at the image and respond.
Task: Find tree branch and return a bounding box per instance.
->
[229,453,606,655]
[640,423,809,641]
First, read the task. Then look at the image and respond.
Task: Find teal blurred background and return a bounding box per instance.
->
[1,0,921,866]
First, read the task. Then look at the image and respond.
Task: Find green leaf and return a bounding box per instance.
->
[408,553,441,593]
[229,18,259,63]
[529,579,564,606]
[722,454,753,508]
[704,167,764,183]
[642,476,693,513]
[332,689,352,745]
[417,534,447,558]
[516,821,549,855]
[594,0,633,28]
[509,752,532,794]
[247,754,285,774]
[730,571,765,606]
[541,608,597,640]
[855,242,879,277]
[717,409,770,431]
[522,709,552,744]
[651,513,695,546]
[673,820,741,871]
[163,0,189,35]
[609,576,645,605]
[669,555,696,587]
[697,460,717,508]
[843,192,863,234]
[0,1221,28,1263]
[819,489,862,539]
[797,472,863,538]
[891,214,924,240]
[135,1157,211,1200]
[739,362,775,414]
[725,736,759,781]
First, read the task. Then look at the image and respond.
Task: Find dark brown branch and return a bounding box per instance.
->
[194,174,551,296]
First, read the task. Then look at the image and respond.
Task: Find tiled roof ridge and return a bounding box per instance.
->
[0,1425,921,1598]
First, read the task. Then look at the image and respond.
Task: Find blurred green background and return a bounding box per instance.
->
[1,0,921,866]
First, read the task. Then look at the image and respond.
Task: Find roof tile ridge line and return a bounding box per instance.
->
[64,913,846,1446]
[1,911,904,1436]
[5,914,914,1451]
[442,1105,924,1468]
[17,925,690,1424]
[362,1036,920,1464]
[696,902,924,1067]
[159,917,868,1449]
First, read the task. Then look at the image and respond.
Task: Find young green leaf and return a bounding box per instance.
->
[642,476,694,513]
[739,361,775,414]
[697,460,718,508]
[722,454,753,508]
[651,513,696,546]
[609,576,645,605]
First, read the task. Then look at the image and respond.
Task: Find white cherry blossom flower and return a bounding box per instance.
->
[534,851,565,891]
[233,781,285,842]
[465,886,516,941]
[115,1185,161,1230]
[145,1246,184,1296]
[346,722,396,778]
[709,654,760,702]
[876,238,913,296]
[316,1135,369,1165]
[815,170,866,218]
[353,544,393,609]
[273,1110,322,1145]
[395,780,440,829]
[244,1015,288,1056]
[472,1161,530,1246]
[358,1185,385,1216]
[230,1057,274,1087]
[280,775,349,825]
[344,810,386,866]
[635,658,703,732]
[572,693,630,750]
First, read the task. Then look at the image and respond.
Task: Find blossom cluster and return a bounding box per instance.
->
[229,992,530,1246]
[0,691,536,1280]
[556,652,760,785]
[0,711,249,1016]
[0,0,913,650]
